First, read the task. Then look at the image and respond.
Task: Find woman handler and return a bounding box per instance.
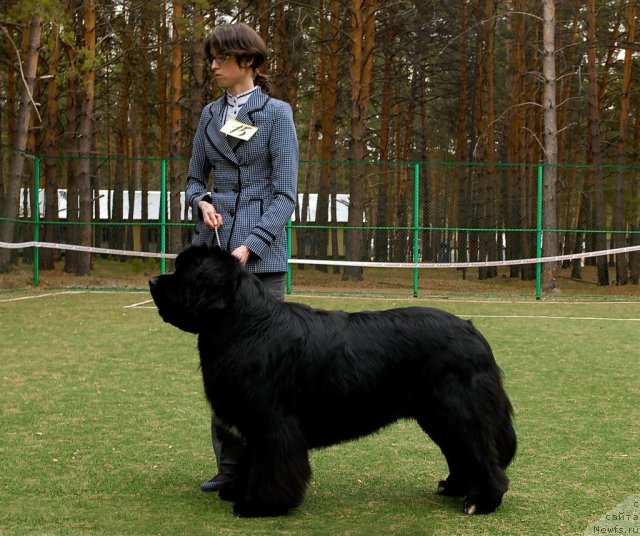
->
[185,22,298,493]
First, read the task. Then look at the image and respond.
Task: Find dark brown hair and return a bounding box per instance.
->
[205,23,273,95]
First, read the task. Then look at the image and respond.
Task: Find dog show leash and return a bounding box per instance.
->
[210,197,222,248]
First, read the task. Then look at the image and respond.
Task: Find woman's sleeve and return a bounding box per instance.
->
[244,102,299,259]
[185,107,213,218]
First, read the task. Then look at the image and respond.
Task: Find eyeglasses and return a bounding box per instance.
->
[209,53,233,65]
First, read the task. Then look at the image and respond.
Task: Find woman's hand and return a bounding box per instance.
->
[231,245,251,265]
[199,200,223,229]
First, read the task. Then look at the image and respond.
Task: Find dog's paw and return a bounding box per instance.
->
[463,499,478,515]
[436,478,466,497]
[233,499,290,518]
[463,495,502,515]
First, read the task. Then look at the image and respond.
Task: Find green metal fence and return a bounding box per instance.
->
[1,147,639,298]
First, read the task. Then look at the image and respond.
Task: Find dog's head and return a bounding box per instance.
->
[149,245,241,334]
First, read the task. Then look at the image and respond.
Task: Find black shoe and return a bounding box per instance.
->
[200,474,235,492]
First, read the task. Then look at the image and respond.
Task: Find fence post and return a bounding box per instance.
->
[286,219,292,294]
[33,155,41,285]
[413,162,420,297]
[535,162,543,300]
[160,159,167,274]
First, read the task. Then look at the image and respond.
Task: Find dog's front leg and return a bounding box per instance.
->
[217,446,251,503]
[232,422,311,518]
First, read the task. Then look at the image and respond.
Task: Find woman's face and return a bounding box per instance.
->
[209,50,254,94]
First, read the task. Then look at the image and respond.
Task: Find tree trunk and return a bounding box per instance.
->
[5,19,16,152]
[271,2,286,100]
[519,21,543,281]
[343,0,376,282]
[297,64,322,266]
[470,0,496,281]
[0,15,41,273]
[404,81,417,262]
[314,0,340,272]
[504,0,522,277]
[168,0,183,254]
[454,2,470,277]
[613,0,635,285]
[137,3,152,252]
[63,0,80,275]
[478,0,498,280]
[72,0,96,276]
[586,0,609,286]
[41,24,61,270]
[417,61,430,265]
[374,18,394,263]
[557,5,579,271]
[631,99,640,284]
[158,9,169,157]
[541,0,559,292]
[190,6,206,137]
[112,12,133,256]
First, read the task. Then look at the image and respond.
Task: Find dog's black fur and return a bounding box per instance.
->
[149,245,516,518]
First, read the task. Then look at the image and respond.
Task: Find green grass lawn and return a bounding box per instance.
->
[1,291,638,535]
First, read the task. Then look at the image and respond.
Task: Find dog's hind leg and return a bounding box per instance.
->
[417,417,470,497]
[417,380,512,514]
[419,413,509,515]
[232,421,311,518]
[461,400,515,515]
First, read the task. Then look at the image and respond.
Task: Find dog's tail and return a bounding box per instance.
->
[496,396,517,469]
[466,367,517,473]
[474,327,517,469]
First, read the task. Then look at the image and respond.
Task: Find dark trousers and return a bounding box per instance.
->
[210,271,286,476]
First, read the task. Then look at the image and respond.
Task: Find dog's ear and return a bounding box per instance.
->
[191,246,243,313]
[190,290,228,316]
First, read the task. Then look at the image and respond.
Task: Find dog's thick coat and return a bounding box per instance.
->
[149,245,516,518]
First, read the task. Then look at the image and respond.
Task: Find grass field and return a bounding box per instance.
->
[1,290,638,535]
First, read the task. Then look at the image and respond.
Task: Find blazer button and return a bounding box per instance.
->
[232,186,239,193]
[229,210,235,217]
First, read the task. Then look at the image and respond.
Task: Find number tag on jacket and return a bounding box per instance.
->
[220,118,258,141]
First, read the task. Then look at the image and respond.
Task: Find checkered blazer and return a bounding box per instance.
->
[186,88,298,273]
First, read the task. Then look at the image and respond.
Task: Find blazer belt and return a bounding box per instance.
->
[213,186,240,193]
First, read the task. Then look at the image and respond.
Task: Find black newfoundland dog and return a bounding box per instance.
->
[149,245,516,518]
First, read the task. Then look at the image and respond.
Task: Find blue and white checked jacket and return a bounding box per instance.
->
[186,88,298,273]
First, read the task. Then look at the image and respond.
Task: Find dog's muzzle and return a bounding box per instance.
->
[149,276,159,292]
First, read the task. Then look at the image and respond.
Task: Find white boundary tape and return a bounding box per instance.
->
[290,245,640,269]
[0,241,167,259]
[2,241,640,270]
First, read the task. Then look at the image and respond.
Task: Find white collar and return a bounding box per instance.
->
[226,87,258,108]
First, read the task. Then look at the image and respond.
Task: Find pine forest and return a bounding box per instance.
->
[1,0,639,290]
